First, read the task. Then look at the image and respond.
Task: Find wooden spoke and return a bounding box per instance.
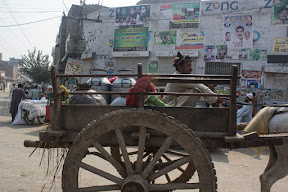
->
[166,149,188,157]
[148,156,190,181]
[92,141,127,177]
[115,129,134,176]
[136,126,146,173]
[162,153,185,172]
[79,184,120,192]
[79,162,123,185]
[141,136,173,179]
[149,183,200,191]
[159,158,171,183]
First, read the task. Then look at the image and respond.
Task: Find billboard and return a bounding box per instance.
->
[113,27,148,51]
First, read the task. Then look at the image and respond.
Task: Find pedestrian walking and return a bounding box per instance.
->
[10,83,27,122]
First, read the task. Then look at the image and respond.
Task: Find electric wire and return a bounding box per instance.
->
[2,0,33,47]
[0,16,61,27]
[61,0,69,13]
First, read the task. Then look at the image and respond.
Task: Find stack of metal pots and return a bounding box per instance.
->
[110,69,136,104]
[87,69,111,104]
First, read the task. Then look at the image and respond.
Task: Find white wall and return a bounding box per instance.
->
[81,0,287,88]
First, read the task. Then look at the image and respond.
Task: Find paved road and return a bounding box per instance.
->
[0,90,287,192]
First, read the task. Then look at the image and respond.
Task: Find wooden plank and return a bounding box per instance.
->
[154,78,231,85]
[229,65,238,136]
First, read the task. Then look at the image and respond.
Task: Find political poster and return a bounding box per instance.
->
[204,45,216,62]
[258,89,271,99]
[64,58,83,75]
[246,79,259,89]
[160,2,200,28]
[154,31,177,45]
[249,49,267,61]
[238,49,249,60]
[272,0,288,26]
[115,5,150,26]
[175,32,204,49]
[241,70,262,79]
[113,27,148,51]
[149,61,158,73]
[226,49,239,60]
[172,2,200,23]
[273,37,288,53]
[271,89,287,100]
[224,15,253,49]
[215,45,227,62]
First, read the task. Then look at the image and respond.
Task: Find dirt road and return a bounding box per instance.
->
[0,90,287,192]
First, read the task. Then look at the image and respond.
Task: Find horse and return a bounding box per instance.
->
[244,106,288,192]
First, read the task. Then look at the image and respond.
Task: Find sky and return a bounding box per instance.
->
[0,0,140,62]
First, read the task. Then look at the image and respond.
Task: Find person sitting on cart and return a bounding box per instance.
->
[236,93,253,123]
[162,52,223,107]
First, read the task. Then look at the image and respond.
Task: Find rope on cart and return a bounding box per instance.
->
[58,85,70,104]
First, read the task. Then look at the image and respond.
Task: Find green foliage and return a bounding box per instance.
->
[19,48,51,84]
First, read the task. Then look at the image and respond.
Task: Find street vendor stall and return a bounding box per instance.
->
[12,99,47,125]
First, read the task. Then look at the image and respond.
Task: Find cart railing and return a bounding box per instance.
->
[51,63,238,136]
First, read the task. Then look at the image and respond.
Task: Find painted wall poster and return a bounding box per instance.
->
[64,78,78,91]
[247,79,259,89]
[175,32,204,49]
[149,61,158,73]
[273,37,288,53]
[249,49,267,61]
[115,5,150,26]
[226,49,239,60]
[224,15,253,49]
[160,3,200,28]
[215,45,227,61]
[258,89,271,99]
[241,70,262,79]
[204,45,216,62]
[272,0,288,26]
[271,89,286,100]
[172,2,200,23]
[238,49,249,60]
[154,31,177,45]
[113,27,148,51]
[64,58,83,75]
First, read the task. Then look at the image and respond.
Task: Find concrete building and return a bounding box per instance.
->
[54,0,288,104]
[0,57,21,87]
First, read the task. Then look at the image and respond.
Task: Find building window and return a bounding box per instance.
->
[205,62,241,75]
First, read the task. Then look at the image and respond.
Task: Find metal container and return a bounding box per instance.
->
[110,96,126,106]
[87,69,111,104]
[111,69,136,102]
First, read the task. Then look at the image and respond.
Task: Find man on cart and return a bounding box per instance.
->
[162,52,223,107]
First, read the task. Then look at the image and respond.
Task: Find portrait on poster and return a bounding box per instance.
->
[204,45,216,62]
[154,31,177,45]
[115,5,150,26]
[224,15,253,49]
[215,45,227,62]
[272,0,288,26]
[239,49,249,60]
[246,79,259,89]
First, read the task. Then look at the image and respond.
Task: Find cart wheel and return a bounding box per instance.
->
[110,146,196,185]
[62,109,217,192]
[37,116,47,124]
[23,110,34,125]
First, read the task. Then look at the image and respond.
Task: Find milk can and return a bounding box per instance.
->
[111,69,136,102]
[87,69,111,104]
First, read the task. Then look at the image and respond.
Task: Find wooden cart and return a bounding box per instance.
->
[24,64,288,192]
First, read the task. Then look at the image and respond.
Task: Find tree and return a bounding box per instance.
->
[19,48,51,84]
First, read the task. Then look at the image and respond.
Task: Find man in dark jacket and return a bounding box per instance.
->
[10,83,27,122]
